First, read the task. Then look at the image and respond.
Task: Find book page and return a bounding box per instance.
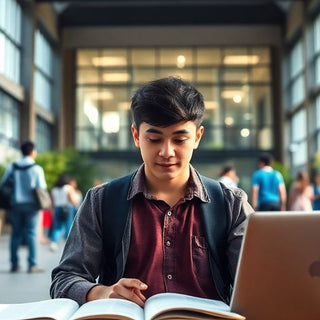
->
[149,310,240,320]
[0,298,79,320]
[69,298,144,320]
[144,293,245,320]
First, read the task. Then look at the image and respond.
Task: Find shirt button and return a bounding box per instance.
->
[167,274,173,280]
[166,240,171,247]
[167,211,172,216]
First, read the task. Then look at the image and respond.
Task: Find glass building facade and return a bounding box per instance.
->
[283,6,320,175]
[0,0,319,194]
[0,0,21,150]
[75,47,273,154]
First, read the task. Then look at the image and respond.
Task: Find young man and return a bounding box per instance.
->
[1,141,47,273]
[50,77,253,307]
[251,153,287,211]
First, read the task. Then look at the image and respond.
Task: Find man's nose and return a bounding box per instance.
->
[158,142,175,158]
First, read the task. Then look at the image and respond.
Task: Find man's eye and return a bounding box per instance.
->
[148,138,161,143]
[174,139,187,144]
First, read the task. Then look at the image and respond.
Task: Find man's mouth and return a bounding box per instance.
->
[157,163,175,167]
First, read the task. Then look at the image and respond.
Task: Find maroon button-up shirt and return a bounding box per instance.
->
[123,165,220,300]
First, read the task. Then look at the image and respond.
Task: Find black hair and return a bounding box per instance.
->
[219,165,234,177]
[131,77,205,130]
[54,174,71,188]
[20,141,35,156]
[259,153,272,166]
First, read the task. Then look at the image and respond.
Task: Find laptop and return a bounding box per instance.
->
[230,211,320,320]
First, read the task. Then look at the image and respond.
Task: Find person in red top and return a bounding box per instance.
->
[51,77,253,307]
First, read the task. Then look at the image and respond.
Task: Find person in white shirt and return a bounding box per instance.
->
[218,165,239,188]
[49,174,78,251]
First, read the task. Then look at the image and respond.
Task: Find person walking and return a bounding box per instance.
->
[251,153,287,211]
[49,174,78,251]
[288,170,314,211]
[68,178,83,218]
[0,141,47,273]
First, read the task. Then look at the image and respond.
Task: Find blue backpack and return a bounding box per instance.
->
[0,163,35,209]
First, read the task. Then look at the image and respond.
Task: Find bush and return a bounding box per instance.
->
[0,165,5,179]
[36,148,97,194]
[272,160,293,192]
[312,151,320,175]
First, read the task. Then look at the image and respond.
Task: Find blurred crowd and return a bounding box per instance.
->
[218,153,320,213]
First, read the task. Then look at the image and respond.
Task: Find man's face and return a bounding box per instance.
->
[131,121,204,183]
[31,149,37,159]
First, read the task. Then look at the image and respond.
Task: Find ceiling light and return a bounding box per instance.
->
[223,55,259,65]
[225,117,234,126]
[205,101,218,109]
[92,56,127,67]
[233,95,242,103]
[177,55,186,68]
[103,112,120,133]
[221,90,244,99]
[103,73,130,82]
[118,102,131,110]
[240,128,250,137]
[87,91,114,100]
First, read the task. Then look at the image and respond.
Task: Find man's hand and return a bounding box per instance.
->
[86,278,148,307]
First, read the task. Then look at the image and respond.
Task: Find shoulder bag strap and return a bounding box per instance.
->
[199,175,231,302]
[12,163,36,171]
[101,171,136,283]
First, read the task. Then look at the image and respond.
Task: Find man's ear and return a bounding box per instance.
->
[131,125,140,148]
[194,126,204,149]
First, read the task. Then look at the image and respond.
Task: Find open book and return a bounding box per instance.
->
[0,292,245,320]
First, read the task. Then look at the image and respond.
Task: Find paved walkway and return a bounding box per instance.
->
[0,231,64,303]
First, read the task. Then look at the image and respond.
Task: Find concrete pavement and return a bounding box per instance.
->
[0,231,64,303]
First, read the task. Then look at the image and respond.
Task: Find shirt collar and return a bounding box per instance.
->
[128,164,209,203]
[15,156,35,166]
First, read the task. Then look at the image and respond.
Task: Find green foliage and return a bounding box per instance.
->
[0,155,18,180]
[36,150,68,190]
[62,147,97,194]
[272,160,293,190]
[0,164,5,180]
[36,148,96,194]
[312,151,320,174]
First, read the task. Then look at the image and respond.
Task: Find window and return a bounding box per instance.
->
[34,29,53,111]
[305,12,320,164]
[290,109,307,167]
[0,0,21,84]
[317,96,320,151]
[313,13,320,86]
[306,12,320,89]
[288,41,305,108]
[284,36,309,171]
[0,89,20,148]
[75,46,273,152]
[309,95,320,157]
[36,117,52,153]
